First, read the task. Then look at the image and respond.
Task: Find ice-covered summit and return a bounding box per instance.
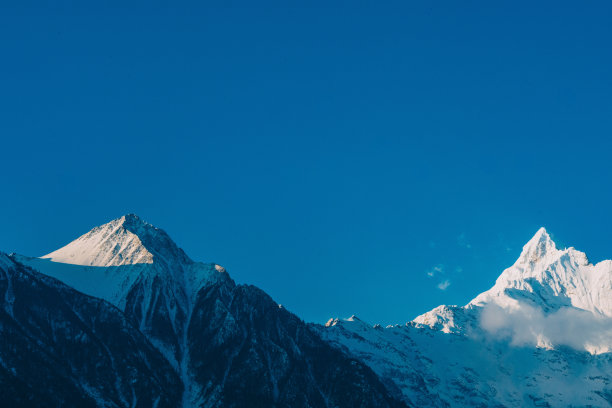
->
[470,227,612,316]
[42,214,190,267]
[412,226,612,351]
[18,214,227,310]
[17,214,229,386]
[517,227,557,263]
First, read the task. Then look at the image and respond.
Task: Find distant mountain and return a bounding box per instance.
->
[321,228,612,407]
[3,216,612,407]
[5,215,407,408]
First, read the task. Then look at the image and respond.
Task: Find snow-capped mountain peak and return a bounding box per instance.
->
[413,227,612,347]
[516,227,557,264]
[42,214,190,267]
[18,214,229,396]
[27,215,224,309]
[321,229,612,407]
[467,227,612,316]
[19,214,226,314]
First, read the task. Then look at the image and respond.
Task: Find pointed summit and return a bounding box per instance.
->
[517,227,557,264]
[466,227,612,316]
[42,214,190,267]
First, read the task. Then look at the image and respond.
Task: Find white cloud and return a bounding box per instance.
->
[426,265,444,278]
[437,280,451,290]
[480,302,612,354]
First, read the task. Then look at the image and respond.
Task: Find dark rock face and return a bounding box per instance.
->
[0,256,182,408]
[123,271,188,364]
[188,280,409,408]
[0,254,409,408]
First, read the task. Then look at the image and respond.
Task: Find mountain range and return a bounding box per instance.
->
[1,214,611,407]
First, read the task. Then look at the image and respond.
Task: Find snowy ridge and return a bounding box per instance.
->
[319,315,612,408]
[42,214,155,266]
[321,227,612,407]
[18,215,229,408]
[41,214,189,267]
[8,219,612,408]
[0,250,183,407]
[470,227,612,316]
[414,227,612,332]
[1,215,408,408]
[22,214,225,307]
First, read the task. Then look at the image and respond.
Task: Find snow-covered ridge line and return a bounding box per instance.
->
[320,228,612,407]
[323,228,612,353]
[470,227,612,316]
[9,214,403,408]
[42,214,189,267]
[412,227,612,329]
[7,216,612,407]
[21,214,229,311]
[16,214,232,408]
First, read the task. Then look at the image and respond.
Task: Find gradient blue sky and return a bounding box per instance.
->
[2,1,612,324]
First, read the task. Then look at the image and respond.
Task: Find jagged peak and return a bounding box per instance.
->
[465,227,612,317]
[42,214,190,267]
[517,227,557,264]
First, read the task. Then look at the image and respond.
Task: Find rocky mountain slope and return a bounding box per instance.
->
[6,215,408,408]
[2,216,611,407]
[0,252,182,407]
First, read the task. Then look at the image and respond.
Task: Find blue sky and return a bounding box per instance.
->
[1,1,612,324]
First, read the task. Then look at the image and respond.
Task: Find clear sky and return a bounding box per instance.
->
[2,1,612,325]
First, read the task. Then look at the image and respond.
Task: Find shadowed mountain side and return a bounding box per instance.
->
[186,279,411,407]
[15,256,196,365]
[16,215,413,407]
[10,254,411,407]
[0,254,182,408]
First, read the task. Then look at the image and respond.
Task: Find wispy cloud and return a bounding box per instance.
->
[426,264,444,278]
[427,265,460,290]
[437,279,451,290]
